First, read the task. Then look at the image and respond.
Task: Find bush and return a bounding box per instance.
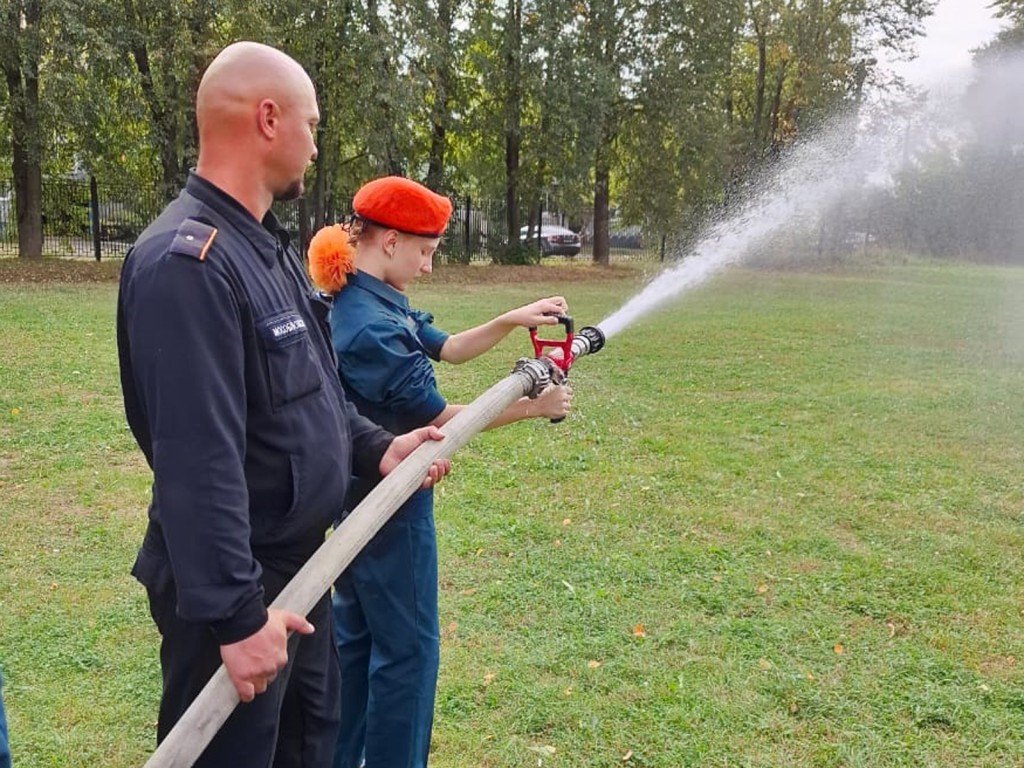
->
[488,242,540,265]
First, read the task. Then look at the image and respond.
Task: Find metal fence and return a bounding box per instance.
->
[0,177,666,264]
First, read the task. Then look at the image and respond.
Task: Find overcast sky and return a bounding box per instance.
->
[890,0,1005,86]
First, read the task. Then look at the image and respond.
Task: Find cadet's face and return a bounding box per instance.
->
[388,234,438,291]
[274,79,319,201]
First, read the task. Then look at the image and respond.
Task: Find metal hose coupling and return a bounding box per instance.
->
[512,356,555,398]
[569,325,606,360]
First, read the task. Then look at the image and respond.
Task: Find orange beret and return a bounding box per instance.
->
[352,176,453,238]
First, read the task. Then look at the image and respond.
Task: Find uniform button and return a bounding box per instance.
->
[185,235,195,241]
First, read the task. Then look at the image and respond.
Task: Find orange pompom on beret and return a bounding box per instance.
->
[307,224,356,294]
[352,176,453,238]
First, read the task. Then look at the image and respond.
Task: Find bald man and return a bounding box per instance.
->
[116,42,449,767]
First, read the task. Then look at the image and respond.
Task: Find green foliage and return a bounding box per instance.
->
[2,0,940,256]
[489,241,540,265]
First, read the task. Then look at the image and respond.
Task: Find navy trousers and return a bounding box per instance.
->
[332,493,439,768]
[148,565,340,768]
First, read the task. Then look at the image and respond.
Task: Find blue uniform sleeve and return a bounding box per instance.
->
[340,320,447,426]
[121,248,266,644]
[409,308,449,361]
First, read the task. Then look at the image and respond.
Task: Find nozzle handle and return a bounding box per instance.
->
[529,314,575,373]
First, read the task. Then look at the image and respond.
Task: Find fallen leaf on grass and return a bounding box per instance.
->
[562,518,572,526]
[758,658,772,670]
[833,643,844,655]
[587,660,602,669]
[756,583,769,594]
[632,623,646,638]
[483,672,496,685]
[622,750,633,761]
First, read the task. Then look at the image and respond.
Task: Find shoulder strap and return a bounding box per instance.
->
[169,218,218,261]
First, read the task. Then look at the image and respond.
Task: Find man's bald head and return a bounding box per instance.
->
[196,42,313,136]
[193,42,320,216]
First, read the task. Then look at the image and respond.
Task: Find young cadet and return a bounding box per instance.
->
[116,46,450,768]
[306,175,573,768]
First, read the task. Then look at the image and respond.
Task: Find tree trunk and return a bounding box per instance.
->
[753,31,766,150]
[3,0,44,259]
[367,0,404,176]
[768,59,788,150]
[425,0,454,191]
[503,0,522,245]
[124,13,180,197]
[426,111,448,192]
[593,142,610,267]
[312,113,330,230]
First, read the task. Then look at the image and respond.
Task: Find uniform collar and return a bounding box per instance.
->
[184,172,291,268]
[348,270,409,310]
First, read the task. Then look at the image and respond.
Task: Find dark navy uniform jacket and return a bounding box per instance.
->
[328,270,448,516]
[117,173,393,645]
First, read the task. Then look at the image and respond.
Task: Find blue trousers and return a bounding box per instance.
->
[332,493,439,768]
[0,666,10,768]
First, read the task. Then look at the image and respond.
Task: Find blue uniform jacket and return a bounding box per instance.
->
[117,174,394,644]
[329,271,448,512]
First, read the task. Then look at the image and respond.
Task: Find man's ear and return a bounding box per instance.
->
[257,99,280,138]
[384,229,399,256]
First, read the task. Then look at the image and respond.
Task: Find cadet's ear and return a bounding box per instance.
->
[383,229,399,257]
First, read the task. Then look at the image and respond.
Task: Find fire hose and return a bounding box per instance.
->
[140,323,605,768]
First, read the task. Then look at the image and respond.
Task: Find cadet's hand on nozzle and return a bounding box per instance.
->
[381,426,451,490]
[221,609,314,703]
[533,383,573,420]
[503,296,568,328]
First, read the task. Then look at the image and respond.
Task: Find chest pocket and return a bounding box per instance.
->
[258,310,323,410]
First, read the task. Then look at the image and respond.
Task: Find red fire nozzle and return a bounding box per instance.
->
[529,314,576,372]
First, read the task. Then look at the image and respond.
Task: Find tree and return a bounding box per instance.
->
[2,0,44,259]
[119,0,222,198]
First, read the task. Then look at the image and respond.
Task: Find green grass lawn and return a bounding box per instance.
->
[3,261,1024,767]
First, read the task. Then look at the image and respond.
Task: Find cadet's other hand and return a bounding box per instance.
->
[381,426,451,489]
[533,383,573,420]
[221,610,314,703]
[504,296,568,328]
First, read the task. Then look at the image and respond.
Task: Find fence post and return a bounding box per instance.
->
[463,196,471,262]
[298,198,310,258]
[537,199,544,259]
[90,176,102,262]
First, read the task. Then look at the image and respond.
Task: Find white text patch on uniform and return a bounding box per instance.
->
[259,312,308,345]
[170,219,218,261]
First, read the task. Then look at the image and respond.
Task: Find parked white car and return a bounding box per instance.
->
[519,224,582,256]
